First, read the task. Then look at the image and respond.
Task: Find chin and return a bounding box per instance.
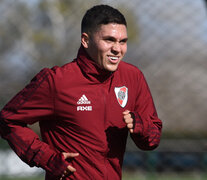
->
[105,66,118,72]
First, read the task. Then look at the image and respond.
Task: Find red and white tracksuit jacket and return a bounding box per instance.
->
[0,46,162,179]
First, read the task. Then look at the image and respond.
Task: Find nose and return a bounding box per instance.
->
[111,42,121,54]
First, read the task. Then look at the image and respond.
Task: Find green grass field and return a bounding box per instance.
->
[1,172,207,180]
[122,171,207,180]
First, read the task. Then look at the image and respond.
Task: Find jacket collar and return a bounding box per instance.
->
[76,46,114,83]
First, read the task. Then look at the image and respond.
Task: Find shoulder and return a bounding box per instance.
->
[118,61,144,78]
[30,60,79,88]
[38,60,78,80]
[51,60,78,76]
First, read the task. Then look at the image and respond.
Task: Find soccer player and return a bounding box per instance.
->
[0,4,162,180]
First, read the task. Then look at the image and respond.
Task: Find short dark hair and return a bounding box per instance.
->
[81,5,127,34]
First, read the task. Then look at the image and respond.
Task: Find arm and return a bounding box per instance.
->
[123,72,162,150]
[0,68,71,177]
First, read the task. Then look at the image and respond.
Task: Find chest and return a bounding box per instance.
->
[55,76,136,131]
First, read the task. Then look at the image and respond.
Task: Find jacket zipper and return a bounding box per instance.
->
[102,85,108,180]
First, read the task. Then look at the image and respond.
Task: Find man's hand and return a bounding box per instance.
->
[123,110,134,133]
[60,152,79,180]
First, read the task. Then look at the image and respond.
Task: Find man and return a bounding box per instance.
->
[0,4,162,180]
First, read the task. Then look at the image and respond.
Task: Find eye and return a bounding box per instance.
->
[120,38,128,45]
[103,36,116,43]
[105,38,115,42]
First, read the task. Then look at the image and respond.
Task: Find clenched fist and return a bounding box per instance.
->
[123,110,135,133]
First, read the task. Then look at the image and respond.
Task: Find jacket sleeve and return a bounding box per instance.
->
[0,68,69,177]
[130,71,162,150]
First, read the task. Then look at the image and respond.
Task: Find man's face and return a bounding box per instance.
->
[83,23,128,72]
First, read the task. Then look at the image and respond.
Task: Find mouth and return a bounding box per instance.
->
[107,55,120,64]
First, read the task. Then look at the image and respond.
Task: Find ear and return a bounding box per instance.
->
[81,33,89,48]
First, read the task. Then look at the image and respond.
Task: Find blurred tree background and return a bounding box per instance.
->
[0,0,138,109]
[0,0,207,179]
